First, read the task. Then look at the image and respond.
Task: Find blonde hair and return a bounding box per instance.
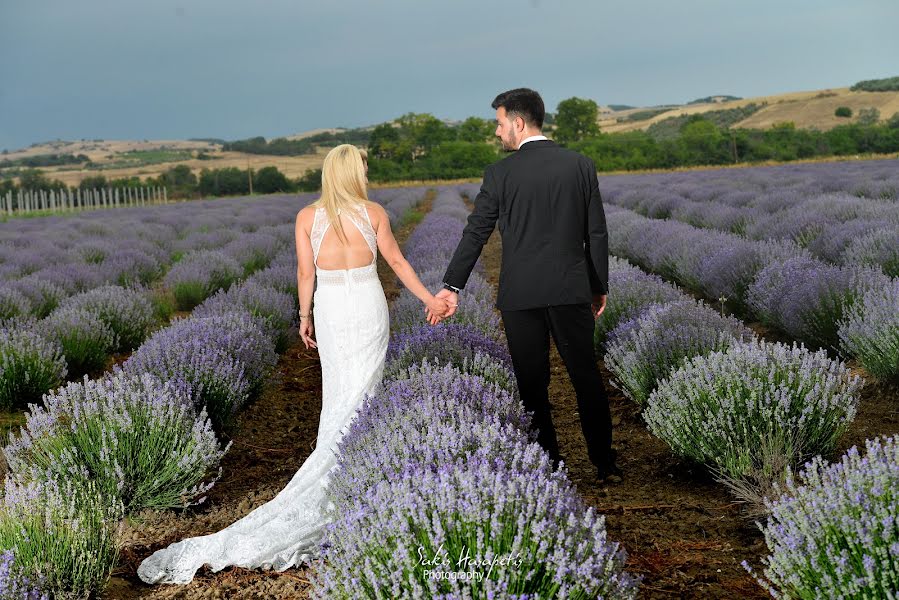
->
[316,144,369,245]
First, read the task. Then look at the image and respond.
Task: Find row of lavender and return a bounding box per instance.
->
[0,189,426,597]
[311,189,639,598]
[602,203,898,381]
[0,189,421,410]
[599,160,899,277]
[595,251,898,596]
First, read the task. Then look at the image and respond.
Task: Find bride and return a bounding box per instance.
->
[138,144,450,584]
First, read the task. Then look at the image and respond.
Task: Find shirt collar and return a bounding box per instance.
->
[517,134,549,149]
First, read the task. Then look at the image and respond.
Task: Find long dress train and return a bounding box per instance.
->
[138,202,389,584]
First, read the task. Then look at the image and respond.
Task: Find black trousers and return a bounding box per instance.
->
[500,303,613,469]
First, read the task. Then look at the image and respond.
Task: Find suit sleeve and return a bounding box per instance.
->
[584,160,609,295]
[442,165,499,290]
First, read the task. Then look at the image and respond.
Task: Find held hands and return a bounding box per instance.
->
[425,289,458,325]
[591,293,607,320]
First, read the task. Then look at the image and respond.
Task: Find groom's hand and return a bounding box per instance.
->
[591,293,607,320]
[426,289,458,325]
[435,289,459,318]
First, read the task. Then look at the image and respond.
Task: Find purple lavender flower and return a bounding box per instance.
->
[0,550,47,600]
[0,475,120,598]
[0,325,67,410]
[37,306,117,378]
[384,323,513,385]
[747,435,899,597]
[329,360,530,509]
[594,262,684,353]
[123,312,276,429]
[605,299,756,405]
[201,280,296,353]
[644,338,862,496]
[162,249,243,310]
[839,277,899,380]
[314,448,639,599]
[3,368,229,512]
[56,285,157,352]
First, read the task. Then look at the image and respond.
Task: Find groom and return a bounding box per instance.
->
[429,88,621,483]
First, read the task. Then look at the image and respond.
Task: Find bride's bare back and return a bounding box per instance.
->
[313,203,377,271]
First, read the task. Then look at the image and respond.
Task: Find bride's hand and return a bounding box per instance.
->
[425,295,450,324]
[300,318,317,349]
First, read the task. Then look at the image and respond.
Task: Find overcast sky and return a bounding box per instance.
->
[1,0,897,152]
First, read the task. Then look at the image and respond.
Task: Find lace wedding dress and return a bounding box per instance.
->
[138,201,390,584]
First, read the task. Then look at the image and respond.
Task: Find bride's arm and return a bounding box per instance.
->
[372,204,447,314]
[294,208,317,344]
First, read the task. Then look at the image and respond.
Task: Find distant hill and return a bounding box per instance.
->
[688,95,741,104]
[599,86,899,134]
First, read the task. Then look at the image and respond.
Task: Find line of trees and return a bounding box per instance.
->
[557,98,899,171]
[5,91,899,198]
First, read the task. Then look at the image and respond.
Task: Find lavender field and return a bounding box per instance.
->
[0,159,897,598]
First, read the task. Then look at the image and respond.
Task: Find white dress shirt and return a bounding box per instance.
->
[517,134,549,149]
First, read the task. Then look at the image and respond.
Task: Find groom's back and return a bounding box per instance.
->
[489,140,603,311]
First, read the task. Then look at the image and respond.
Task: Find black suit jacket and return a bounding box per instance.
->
[442,139,609,311]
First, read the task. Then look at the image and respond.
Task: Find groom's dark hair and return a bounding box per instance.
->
[492,88,545,130]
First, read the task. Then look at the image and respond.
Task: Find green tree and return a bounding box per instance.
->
[18,168,65,192]
[554,97,600,145]
[253,166,293,194]
[79,175,108,190]
[457,117,494,143]
[835,106,852,118]
[296,168,322,192]
[414,141,498,179]
[368,123,404,161]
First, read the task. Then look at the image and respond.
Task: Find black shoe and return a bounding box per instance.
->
[596,451,623,484]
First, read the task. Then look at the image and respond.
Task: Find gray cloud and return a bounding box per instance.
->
[1,0,897,151]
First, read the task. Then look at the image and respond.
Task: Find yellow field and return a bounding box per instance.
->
[3,139,329,187]
[599,87,899,133]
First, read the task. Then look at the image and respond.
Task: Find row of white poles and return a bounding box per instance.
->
[3,186,168,214]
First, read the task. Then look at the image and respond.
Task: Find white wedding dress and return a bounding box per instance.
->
[138,201,390,584]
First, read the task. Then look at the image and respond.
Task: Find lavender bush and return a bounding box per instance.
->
[3,369,229,512]
[328,360,529,508]
[37,306,116,378]
[841,226,899,278]
[162,249,243,310]
[0,477,120,599]
[192,281,297,353]
[7,278,66,319]
[0,550,46,600]
[383,323,513,387]
[746,257,890,352]
[123,313,276,429]
[745,435,899,597]
[0,287,30,320]
[0,326,67,410]
[593,264,685,354]
[222,231,282,275]
[56,285,157,352]
[644,339,862,504]
[605,300,756,405]
[314,449,639,599]
[838,278,899,380]
[246,264,298,307]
